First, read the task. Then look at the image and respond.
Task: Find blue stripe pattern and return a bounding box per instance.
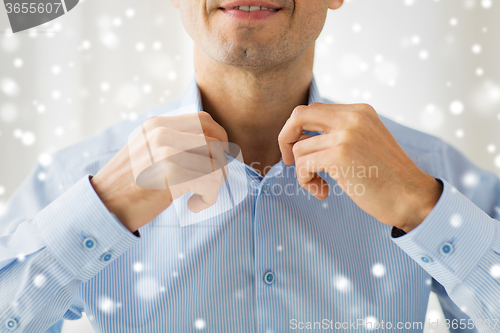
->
[1,75,500,332]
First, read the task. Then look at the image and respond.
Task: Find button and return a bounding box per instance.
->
[83,237,96,250]
[421,255,433,263]
[101,252,113,262]
[5,318,18,330]
[261,182,269,194]
[263,271,275,285]
[440,242,454,256]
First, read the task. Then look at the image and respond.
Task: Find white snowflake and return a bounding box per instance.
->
[125,8,135,18]
[98,296,116,313]
[36,104,46,113]
[450,213,462,228]
[152,41,162,50]
[1,103,18,122]
[352,23,362,33]
[133,262,144,272]
[33,274,46,287]
[449,100,464,115]
[419,50,429,60]
[21,132,36,146]
[135,42,145,52]
[135,276,160,300]
[472,44,482,54]
[481,0,492,9]
[494,155,500,169]
[100,82,110,91]
[13,58,23,68]
[51,65,61,75]
[194,318,206,330]
[1,77,20,96]
[490,265,500,278]
[372,263,385,277]
[461,171,480,188]
[419,104,444,131]
[364,316,378,330]
[333,275,351,292]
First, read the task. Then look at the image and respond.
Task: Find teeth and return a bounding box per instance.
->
[233,6,279,12]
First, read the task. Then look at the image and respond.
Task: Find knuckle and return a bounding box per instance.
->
[295,155,305,169]
[358,103,373,110]
[309,102,324,107]
[349,110,369,127]
[338,129,353,144]
[198,111,214,124]
[198,110,212,119]
[292,141,303,156]
[149,127,166,148]
[144,116,160,129]
[358,103,377,117]
[291,105,307,118]
[335,142,350,159]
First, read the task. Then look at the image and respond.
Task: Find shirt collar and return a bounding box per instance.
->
[180,73,323,111]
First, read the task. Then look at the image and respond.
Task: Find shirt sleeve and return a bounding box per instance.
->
[0,161,140,332]
[390,140,500,329]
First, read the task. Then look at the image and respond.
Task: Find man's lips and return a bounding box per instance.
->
[219,1,282,11]
[218,2,282,20]
[218,7,281,20]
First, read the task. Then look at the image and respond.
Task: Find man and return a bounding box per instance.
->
[1,0,499,332]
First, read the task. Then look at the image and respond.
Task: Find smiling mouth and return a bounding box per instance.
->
[219,6,282,12]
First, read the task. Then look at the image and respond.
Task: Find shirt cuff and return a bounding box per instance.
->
[35,175,141,281]
[390,177,498,285]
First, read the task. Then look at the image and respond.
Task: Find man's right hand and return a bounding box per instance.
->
[90,111,229,233]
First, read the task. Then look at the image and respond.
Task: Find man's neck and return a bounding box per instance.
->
[194,45,315,176]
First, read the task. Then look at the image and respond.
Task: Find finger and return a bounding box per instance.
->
[148,128,230,159]
[278,104,364,165]
[184,170,226,213]
[143,113,205,135]
[167,164,225,196]
[295,155,330,200]
[143,111,229,143]
[301,174,329,201]
[291,132,347,160]
[147,127,207,157]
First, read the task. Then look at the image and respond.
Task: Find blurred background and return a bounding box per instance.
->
[1,0,499,332]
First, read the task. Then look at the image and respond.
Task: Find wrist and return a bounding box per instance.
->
[399,174,443,233]
[89,175,137,233]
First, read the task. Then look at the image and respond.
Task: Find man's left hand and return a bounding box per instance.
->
[278,103,443,233]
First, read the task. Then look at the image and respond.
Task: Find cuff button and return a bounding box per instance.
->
[421,255,434,263]
[440,242,454,256]
[101,252,113,262]
[83,237,97,250]
[5,318,18,330]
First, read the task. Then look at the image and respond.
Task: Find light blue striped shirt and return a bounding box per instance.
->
[1,75,500,333]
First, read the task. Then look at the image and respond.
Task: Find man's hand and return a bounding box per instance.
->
[278,103,443,233]
[90,111,229,233]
